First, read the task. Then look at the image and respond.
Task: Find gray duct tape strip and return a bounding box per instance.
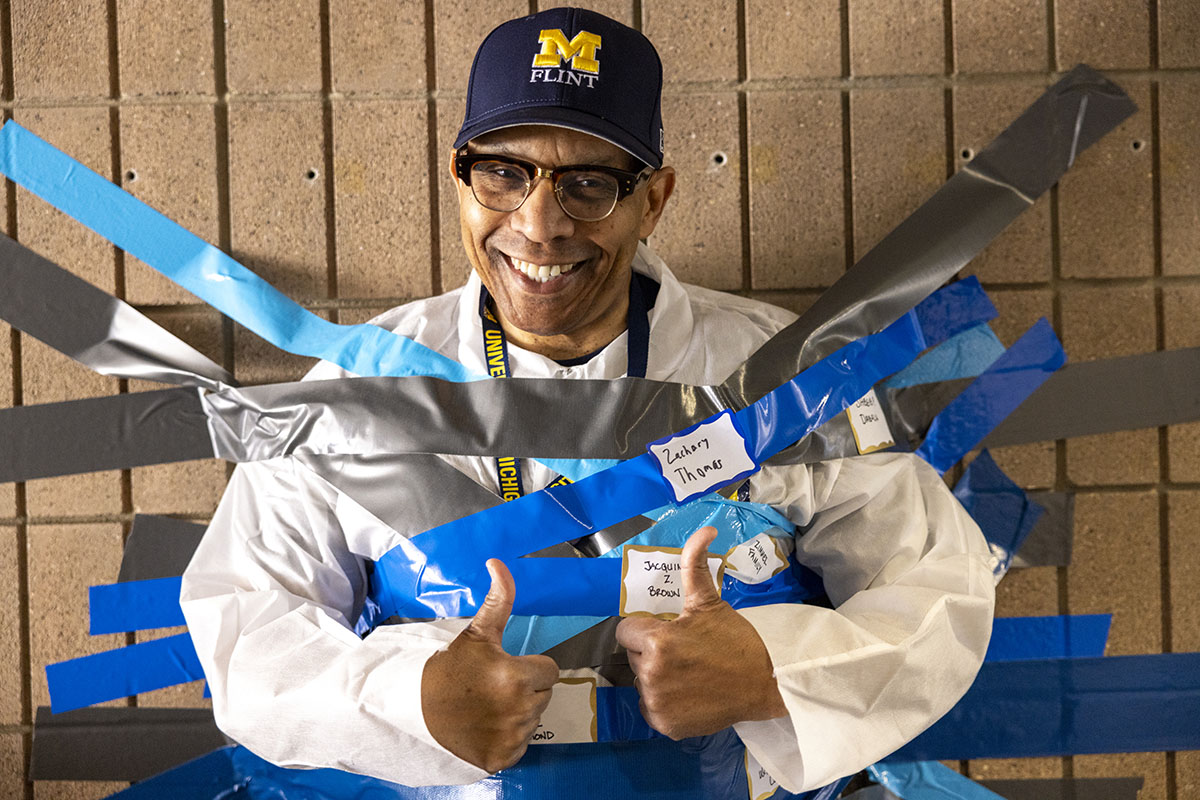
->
[1013,491,1073,568]
[118,514,209,583]
[30,706,228,782]
[0,233,234,391]
[0,387,214,483]
[984,347,1200,447]
[979,777,1144,800]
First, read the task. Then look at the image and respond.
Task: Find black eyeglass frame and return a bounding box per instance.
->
[454,151,655,221]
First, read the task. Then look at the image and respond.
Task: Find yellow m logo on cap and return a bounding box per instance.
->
[532,29,601,74]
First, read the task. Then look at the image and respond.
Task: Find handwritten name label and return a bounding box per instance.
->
[647,410,758,504]
[529,677,597,745]
[620,545,724,619]
[846,388,895,455]
[745,748,780,800]
[724,531,792,584]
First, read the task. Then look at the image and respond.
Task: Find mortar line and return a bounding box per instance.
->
[736,0,751,292]
[424,0,442,296]
[318,0,339,315]
[211,0,235,390]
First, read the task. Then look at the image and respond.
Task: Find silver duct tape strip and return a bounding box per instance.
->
[0,388,214,483]
[723,64,1136,405]
[0,233,234,391]
[984,346,1200,447]
[30,706,227,783]
[1014,491,1073,568]
[978,778,1144,800]
[118,514,209,583]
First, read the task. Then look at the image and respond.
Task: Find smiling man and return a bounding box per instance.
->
[181,7,994,797]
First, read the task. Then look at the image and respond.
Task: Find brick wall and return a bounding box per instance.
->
[1,1,1197,798]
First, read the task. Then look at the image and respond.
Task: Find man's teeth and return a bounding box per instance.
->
[510,257,576,283]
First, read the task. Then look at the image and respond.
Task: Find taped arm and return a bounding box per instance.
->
[179,458,489,787]
[732,452,995,792]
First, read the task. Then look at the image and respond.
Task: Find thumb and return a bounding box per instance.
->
[465,558,515,644]
[680,526,722,613]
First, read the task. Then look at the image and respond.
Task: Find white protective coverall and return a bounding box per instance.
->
[180,243,996,793]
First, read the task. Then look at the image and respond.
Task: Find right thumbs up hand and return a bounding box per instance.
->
[421,559,560,773]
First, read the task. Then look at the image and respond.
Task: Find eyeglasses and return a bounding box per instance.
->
[454,151,654,222]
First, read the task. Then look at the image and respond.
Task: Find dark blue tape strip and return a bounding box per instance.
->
[886,652,1200,761]
[0,121,475,383]
[953,449,1044,571]
[910,275,996,344]
[89,576,185,635]
[986,615,1111,661]
[46,632,204,713]
[916,317,1065,474]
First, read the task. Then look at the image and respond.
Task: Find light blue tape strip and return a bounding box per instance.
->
[89,576,185,635]
[45,632,204,713]
[868,761,1005,800]
[986,614,1110,661]
[0,121,475,383]
[884,324,1005,389]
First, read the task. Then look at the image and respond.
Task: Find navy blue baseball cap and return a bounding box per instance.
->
[454,7,664,168]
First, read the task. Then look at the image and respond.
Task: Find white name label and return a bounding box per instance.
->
[724,531,792,584]
[620,545,724,619]
[529,677,597,744]
[647,410,758,504]
[745,748,781,799]
[846,388,895,454]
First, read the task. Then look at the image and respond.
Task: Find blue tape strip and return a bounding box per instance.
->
[952,449,1044,574]
[986,615,1111,661]
[0,121,475,383]
[908,275,997,346]
[916,317,1065,474]
[886,652,1200,761]
[89,576,185,635]
[868,761,1005,800]
[46,632,204,713]
[884,324,1005,389]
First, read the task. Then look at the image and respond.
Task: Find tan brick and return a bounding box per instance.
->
[331,0,426,92]
[34,780,128,800]
[954,83,1052,284]
[1068,491,1161,655]
[119,104,220,305]
[967,757,1062,782]
[849,0,943,76]
[644,0,739,82]
[746,0,840,79]
[117,0,214,96]
[747,90,843,290]
[14,107,116,296]
[1164,284,1200,349]
[1074,753,1166,800]
[11,0,108,99]
[994,563,1059,617]
[649,93,742,291]
[0,732,25,800]
[747,290,821,318]
[1066,429,1159,486]
[27,524,124,710]
[1054,0,1150,70]
[234,317,323,387]
[136,626,210,708]
[1058,82,1153,279]
[850,87,945,261]
[438,96,471,292]
[990,442,1056,490]
[1170,491,1200,653]
[225,0,321,93]
[228,101,328,299]
[1181,751,1200,800]
[536,0,633,26]
[0,527,21,725]
[952,0,1048,73]
[986,287,1053,347]
[1059,284,1155,362]
[1159,0,1200,67]
[1168,422,1200,483]
[1161,81,1200,276]
[337,305,398,326]
[333,100,433,301]
[434,0,529,92]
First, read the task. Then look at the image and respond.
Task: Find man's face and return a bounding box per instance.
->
[455,125,674,357]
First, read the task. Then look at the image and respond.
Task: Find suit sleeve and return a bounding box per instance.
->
[179,457,489,786]
[731,452,996,792]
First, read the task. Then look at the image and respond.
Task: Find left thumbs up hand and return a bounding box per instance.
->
[614,526,788,739]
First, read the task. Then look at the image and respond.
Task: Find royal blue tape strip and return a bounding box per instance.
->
[909,275,996,345]
[886,652,1200,761]
[986,615,1111,662]
[868,761,1005,800]
[46,632,205,713]
[953,449,1044,572]
[0,121,475,384]
[89,576,185,635]
[916,317,1065,474]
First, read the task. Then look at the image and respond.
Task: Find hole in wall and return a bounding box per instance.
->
[124,169,138,182]
[305,168,319,181]
[1131,139,1145,152]
[960,148,974,161]
[710,151,728,167]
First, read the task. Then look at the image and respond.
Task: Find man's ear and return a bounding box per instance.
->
[637,166,676,240]
[448,149,462,184]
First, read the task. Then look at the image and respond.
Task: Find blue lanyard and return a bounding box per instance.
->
[478,274,653,500]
